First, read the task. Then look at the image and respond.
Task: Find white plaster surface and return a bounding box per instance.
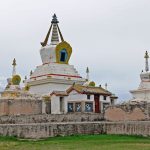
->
[50,89,113,114]
[130,71,150,102]
[40,45,57,64]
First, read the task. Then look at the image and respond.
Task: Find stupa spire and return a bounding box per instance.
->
[40,14,64,47]
[86,67,89,81]
[105,83,108,90]
[51,13,59,24]
[51,14,59,45]
[144,51,149,72]
[12,58,17,76]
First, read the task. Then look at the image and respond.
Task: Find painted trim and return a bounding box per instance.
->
[30,73,82,79]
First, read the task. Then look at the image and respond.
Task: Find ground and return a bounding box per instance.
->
[0,134,150,150]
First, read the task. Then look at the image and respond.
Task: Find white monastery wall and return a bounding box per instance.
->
[67,91,88,101]
[40,46,56,64]
[51,96,61,114]
[100,95,110,102]
[30,83,71,95]
[132,91,150,101]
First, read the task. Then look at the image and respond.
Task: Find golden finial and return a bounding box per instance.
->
[144,51,149,58]
[12,58,16,66]
[25,76,27,80]
[86,67,89,73]
[23,76,27,83]
[51,14,59,24]
[86,67,89,81]
[105,83,108,90]
[41,14,59,47]
[144,51,149,72]
[30,70,33,76]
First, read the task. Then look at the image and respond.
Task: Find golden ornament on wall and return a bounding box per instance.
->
[12,75,21,85]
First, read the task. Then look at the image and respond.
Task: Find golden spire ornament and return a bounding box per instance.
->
[12,58,17,76]
[144,51,149,72]
[86,67,89,81]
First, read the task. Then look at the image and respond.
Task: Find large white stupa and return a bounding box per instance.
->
[130,51,150,102]
[27,14,86,95]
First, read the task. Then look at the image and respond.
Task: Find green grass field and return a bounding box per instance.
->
[0,134,149,150]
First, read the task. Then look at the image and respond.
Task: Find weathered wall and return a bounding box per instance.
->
[105,121,150,136]
[51,96,60,114]
[0,99,42,115]
[29,80,74,95]
[105,104,150,121]
[0,113,103,124]
[0,121,149,138]
[0,101,8,115]
[105,107,147,121]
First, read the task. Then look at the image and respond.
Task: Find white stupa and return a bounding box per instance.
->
[27,14,86,95]
[130,51,150,103]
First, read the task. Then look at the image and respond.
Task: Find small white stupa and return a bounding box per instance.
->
[130,51,150,103]
[27,14,86,95]
[1,59,35,99]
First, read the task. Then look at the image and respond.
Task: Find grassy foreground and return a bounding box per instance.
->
[0,134,150,150]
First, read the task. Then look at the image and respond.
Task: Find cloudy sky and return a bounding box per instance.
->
[0,0,150,101]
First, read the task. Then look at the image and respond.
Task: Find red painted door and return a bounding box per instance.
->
[94,95,100,113]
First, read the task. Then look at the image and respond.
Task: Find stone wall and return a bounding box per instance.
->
[0,121,149,138]
[0,99,42,115]
[0,113,103,124]
[105,121,150,136]
[104,103,150,121]
[105,107,147,121]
